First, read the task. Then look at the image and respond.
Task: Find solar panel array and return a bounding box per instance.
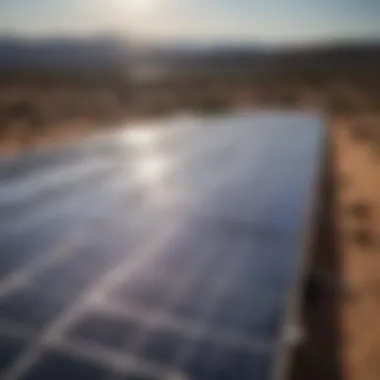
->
[0,112,324,380]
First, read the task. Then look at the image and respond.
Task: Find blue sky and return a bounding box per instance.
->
[0,0,379,44]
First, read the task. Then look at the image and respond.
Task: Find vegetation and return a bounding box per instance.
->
[1,62,380,155]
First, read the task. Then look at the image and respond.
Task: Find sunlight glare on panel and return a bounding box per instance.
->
[136,156,168,182]
[121,128,170,183]
[125,129,157,147]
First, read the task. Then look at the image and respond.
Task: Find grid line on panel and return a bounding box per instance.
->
[0,180,156,303]
[0,152,165,295]
[0,229,90,299]
[89,299,275,355]
[0,219,182,380]
[117,233,225,357]
[49,337,173,379]
[176,238,259,368]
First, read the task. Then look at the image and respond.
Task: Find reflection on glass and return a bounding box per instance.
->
[124,129,157,147]
[120,126,187,207]
[136,157,167,182]
[122,128,166,182]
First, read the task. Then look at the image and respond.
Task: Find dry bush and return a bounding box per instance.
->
[195,96,231,114]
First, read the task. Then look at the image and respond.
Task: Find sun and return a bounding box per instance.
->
[126,0,156,12]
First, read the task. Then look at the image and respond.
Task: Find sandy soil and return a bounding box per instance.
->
[292,118,380,380]
[336,119,380,380]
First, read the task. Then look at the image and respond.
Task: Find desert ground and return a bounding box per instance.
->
[331,117,380,380]
[292,115,380,380]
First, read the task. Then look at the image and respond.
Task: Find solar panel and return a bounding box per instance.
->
[0,111,324,380]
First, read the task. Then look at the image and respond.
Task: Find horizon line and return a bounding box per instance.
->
[0,31,380,48]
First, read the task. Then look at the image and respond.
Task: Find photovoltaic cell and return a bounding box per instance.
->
[0,111,324,380]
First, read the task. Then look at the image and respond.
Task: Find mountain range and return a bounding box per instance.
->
[0,36,379,76]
